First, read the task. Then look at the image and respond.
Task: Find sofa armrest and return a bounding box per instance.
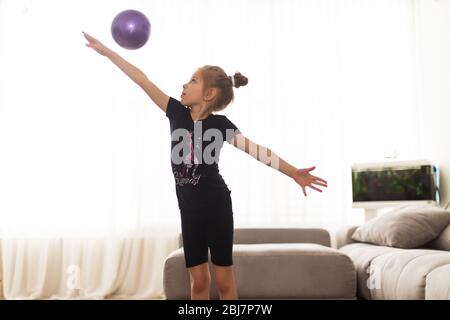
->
[178,227,331,248]
[335,225,360,249]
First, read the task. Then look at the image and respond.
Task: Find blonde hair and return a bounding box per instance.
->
[198,65,248,112]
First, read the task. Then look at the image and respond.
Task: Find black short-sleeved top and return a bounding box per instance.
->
[166,97,241,211]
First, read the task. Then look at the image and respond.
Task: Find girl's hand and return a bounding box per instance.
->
[292,166,328,197]
[82,31,110,56]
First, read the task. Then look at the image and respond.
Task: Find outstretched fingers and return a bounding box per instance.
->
[82,31,92,39]
[311,175,327,185]
[312,180,328,187]
[309,185,323,192]
[82,31,97,44]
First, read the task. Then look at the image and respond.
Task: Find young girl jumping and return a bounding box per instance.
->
[83,31,328,300]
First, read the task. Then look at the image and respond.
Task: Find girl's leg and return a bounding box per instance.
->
[212,264,238,300]
[188,262,211,300]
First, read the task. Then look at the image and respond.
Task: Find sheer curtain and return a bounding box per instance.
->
[0,0,424,298]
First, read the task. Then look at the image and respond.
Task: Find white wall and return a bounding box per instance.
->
[416,0,450,206]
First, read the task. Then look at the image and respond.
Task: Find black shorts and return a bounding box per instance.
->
[180,198,234,268]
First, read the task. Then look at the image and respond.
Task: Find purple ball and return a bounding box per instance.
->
[111,10,151,50]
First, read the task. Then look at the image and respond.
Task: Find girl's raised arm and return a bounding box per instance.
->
[230,133,328,197]
[82,31,169,113]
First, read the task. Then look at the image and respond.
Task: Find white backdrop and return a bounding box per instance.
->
[0,0,428,298]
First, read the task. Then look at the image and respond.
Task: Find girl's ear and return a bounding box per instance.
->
[204,87,218,102]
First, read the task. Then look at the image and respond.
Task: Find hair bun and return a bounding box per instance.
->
[232,72,248,88]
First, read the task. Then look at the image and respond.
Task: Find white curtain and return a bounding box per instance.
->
[0,0,428,298]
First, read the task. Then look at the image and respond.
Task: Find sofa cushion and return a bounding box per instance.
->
[352,205,450,248]
[341,243,450,299]
[164,243,356,299]
[340,243,402,299]
[425,264,450,299]
[370,250,450,300]
[427,224,450,251]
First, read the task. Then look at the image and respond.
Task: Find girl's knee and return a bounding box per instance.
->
[216,278,234,293]
[191,274,211,293]
[188,263,211,291]
[213,266,235,292]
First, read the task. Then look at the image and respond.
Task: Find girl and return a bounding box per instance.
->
[82,31,328,300]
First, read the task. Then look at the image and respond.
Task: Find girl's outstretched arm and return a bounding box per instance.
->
[230,133,328,196]
[82,31,169,113]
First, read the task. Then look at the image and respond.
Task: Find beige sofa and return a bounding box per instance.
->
[163,228,356,299]
[336,223,450,300]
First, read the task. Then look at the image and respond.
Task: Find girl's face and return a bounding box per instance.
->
[181,71,204,107]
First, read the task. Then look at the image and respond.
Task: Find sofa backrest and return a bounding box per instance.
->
[178,227,331,248]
